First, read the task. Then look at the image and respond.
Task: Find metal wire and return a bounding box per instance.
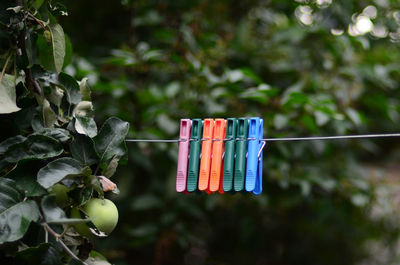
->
[125,133,400,143]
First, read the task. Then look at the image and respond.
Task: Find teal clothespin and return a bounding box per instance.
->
[187,119,202,192]
[233,118,248,192]
[222,118,237,192]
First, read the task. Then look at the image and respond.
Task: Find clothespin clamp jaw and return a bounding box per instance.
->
[176,119,192,193]
[187,119,203,192]
[245,117,264,195]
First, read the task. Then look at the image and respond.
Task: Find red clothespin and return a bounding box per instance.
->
[209,118,226,193]
[198,119,214,192]
[176,119,191,193]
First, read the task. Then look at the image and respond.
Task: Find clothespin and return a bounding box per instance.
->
[176,119,192,193]
[233,118,248,192]
[245,117,264,195]
[222,118,237,192]
[209,118,227,193]
[187,119,203,192]
[198,119,214,192]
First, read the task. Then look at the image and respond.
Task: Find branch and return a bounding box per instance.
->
[42,223,89,265]
[0,54,11,84]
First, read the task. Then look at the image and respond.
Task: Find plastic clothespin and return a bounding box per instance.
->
[209,118,227,193]
[233,118,248,192]
[187,119,203,192]
[222,118,237,192]
[245,117,264,195]
[176,119,192,193]
[198,119,214,192]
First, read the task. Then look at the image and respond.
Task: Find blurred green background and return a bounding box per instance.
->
[60,0,400,264]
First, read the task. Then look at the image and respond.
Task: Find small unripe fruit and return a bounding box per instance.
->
[50,184,70,207]
[83,198,118,235]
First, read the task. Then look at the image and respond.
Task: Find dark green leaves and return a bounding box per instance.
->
[59,72,81,104]
[0,135,26,155]
[70,135,99,166]
[14,243,62,265]
[41,195,88,224]
[4,135,63,163]
[0,178,40,243]
[37,157,83,189]
[94,117,129,164]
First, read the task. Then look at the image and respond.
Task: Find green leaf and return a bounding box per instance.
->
[36,128,71,142]
[86,175,103,197]
[75,117,97,138]
[0,135,26,155]
[4,135,63,163]
[37,157,83,189]
[86,250,111,265]
[79,77,91,101]
[5,161,47,196]
[73,101,94,118]
[0,74,20,114]
[70,135,99,166]
[15,243,62,265]
[41,195,66,222]
[63,34,73,67]
[94,117,129,164]
[41,195,89,224]
[58,72,81,104]
[47,86,64,107]
[49,24,66,73]
[103,156,120,178]
[0,178,40,243]
[32,0,45,10]
[42,99,57,128]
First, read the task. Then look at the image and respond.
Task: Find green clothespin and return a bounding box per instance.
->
[222,118,237,192]
[187,119,203,192]
[234,118,248,192]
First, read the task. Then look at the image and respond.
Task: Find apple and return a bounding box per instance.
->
[83,198,119,235]
[50,184,70,207]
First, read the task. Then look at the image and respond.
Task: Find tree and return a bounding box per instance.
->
[0,1,127,264]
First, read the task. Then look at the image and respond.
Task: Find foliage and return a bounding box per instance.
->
[0,0,128,264]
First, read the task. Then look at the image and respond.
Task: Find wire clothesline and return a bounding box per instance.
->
[125,133,400,143]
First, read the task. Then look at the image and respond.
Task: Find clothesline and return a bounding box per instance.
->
[125,133,400,143]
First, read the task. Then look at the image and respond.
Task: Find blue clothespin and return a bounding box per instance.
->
[245,117,264,195]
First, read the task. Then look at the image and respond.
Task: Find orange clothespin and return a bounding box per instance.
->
[198,119,214,192]
[209,118,226,193]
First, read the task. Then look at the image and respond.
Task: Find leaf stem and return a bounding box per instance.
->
[0,54,11,84]
[42,223,89,265]
[26,12,47,31]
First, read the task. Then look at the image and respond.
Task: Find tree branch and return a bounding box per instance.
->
[42,223,89,265]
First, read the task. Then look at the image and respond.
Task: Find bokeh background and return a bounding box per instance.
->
[59,0,400,264]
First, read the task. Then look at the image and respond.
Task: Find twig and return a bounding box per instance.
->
[26,12,47,30]
[0,54,11,84]
[42,223,89,265]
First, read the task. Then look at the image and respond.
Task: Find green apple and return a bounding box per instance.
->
[83,198,118,235]
[70,198,119,237]
[50,184,70,207]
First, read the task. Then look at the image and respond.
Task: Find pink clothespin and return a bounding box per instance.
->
[176,119,192,192]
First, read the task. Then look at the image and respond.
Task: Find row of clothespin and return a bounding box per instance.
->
[176,118,265,195]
